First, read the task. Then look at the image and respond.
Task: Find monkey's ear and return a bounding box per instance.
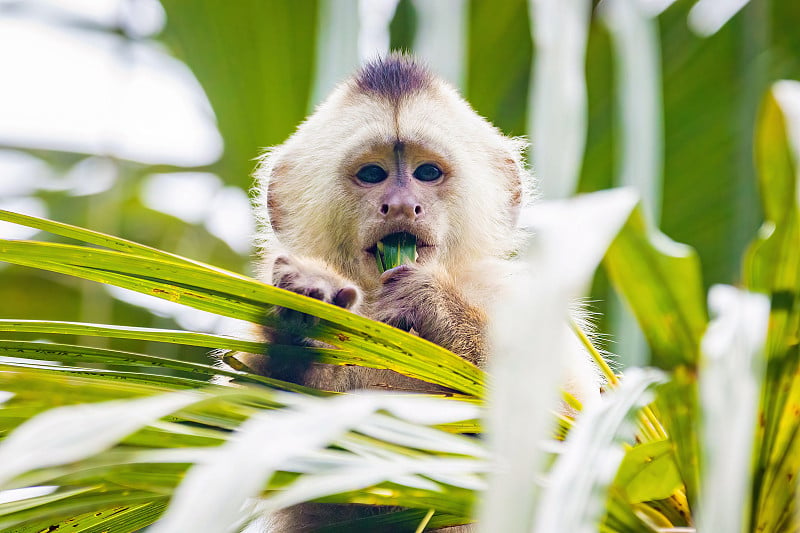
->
[498,155,525,226]
[254,148,289,235]
[265,161,289,234]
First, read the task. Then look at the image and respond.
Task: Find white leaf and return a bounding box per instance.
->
[773,80,800,189]
[697,285,769,532]
[357,413,485,457]
[599,0,664,224]
[533,368,666,533]
[482,189,637,533]
[376,394,480,426]
[151,394,380,533]
[518,188,639,293]
[0,391,203,487]
[528,0,591,199]
[688,0,751,37]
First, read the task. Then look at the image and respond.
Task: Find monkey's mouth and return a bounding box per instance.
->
[367,231,432,271]
[370,232,417,271]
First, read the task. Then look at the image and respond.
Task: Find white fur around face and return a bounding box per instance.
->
[253,72,532,291]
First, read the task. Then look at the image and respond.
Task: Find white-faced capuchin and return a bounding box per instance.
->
[235,53,601,532]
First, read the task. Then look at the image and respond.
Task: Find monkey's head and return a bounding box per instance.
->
[255,54,531,290]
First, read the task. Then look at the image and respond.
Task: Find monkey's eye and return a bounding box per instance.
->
[356,165,388,184]
[413,163,443,182]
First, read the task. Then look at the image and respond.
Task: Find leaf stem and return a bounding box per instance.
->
[569,318,618,385]
[569,318,666,440]
[415,509,436,533]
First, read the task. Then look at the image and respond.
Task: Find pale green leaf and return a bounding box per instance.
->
[613,439,682,504]
[604,205,707,369]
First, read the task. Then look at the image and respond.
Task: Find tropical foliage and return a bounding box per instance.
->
[2,1,800,532]
[1,84,799,530]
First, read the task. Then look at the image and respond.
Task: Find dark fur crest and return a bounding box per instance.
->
[354,54,432,102]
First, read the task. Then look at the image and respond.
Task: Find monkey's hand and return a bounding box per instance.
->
[371,264,488,367]
[270,255,361,335]
[265,255,362,383]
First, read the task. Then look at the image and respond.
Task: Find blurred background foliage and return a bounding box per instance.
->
[0,0,798,367]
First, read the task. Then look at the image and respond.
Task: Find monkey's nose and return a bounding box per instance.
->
[380,200,423,220]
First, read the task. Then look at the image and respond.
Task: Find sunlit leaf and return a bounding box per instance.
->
[7,500,168,533]
[604,205,707,370]
[612,439,682,504]
[0,231,483,396]
[746,81,800,533]
[653,367,700,512]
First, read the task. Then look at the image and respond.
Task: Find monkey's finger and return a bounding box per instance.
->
[333,286,359,309]
[273,306,320,332]
[379,264,413,285]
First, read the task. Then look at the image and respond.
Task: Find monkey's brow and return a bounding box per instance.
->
[344,137,452,168]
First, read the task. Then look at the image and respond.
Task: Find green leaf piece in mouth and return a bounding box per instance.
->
[375,232,417,273]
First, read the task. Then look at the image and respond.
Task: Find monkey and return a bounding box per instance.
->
[233,54,601,532]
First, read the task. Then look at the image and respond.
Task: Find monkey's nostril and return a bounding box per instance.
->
[380,204,389,215]
[414,205,422,216]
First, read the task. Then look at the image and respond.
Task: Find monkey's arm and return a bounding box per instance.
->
[369,264,489,368]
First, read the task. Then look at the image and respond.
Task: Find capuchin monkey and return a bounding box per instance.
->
[237,54,600,532]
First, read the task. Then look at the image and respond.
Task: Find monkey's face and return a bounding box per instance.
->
[341,137,453,276]
[259,68,527,289]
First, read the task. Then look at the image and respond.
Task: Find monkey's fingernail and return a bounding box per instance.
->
[306,287,324,301]
[379,264,411,284]
[333,286,359,309]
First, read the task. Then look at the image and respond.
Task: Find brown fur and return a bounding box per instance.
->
[368,263,488,367]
